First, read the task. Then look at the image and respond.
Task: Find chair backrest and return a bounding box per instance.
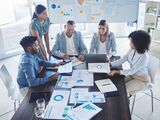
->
[0,64,13,97]
[148,55,160,84]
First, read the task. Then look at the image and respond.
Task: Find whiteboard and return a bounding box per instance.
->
[47,0,139,23]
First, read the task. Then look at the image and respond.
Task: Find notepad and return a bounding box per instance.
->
[95,79,117,93]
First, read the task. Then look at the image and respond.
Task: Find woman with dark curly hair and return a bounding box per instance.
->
[108,30,151,94]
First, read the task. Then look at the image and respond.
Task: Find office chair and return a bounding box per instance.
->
[0,64,22,111]
[130,55,160,114]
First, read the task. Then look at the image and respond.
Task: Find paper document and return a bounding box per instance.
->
[70,57,84,67]
[69,88,89,104]
[88,63,110,73]
[43,104,71,119]
[42,89,71,119]
[72,70,94,86]
[50,89,70,105]
[56,76,73,88]
[69,88,105,104]
[95,79,117,93]
[58,62,72,73]
[89,92,105,103]
[66,102,102,120]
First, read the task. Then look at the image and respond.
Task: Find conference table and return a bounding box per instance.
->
[11,56,131,120]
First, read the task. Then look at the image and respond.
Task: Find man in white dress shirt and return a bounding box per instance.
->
[51,20,88,61]
[108,30,151,94]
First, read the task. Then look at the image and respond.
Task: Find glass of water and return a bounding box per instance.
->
[34,106,43,118]
[35,98,45,118]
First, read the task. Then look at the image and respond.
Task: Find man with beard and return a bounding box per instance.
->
[17,36,60,96]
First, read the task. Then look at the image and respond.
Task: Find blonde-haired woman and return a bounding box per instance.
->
[89,20,117,56]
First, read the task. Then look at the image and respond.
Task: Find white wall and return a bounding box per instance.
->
[0,0,15,25]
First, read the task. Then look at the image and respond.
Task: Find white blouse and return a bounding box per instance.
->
[65,34,78,55]
[111,49,149,76]
[98,41,107,54]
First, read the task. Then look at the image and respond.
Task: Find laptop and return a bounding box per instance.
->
[85,54,107,63]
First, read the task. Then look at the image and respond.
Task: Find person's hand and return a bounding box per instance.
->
[48,72,59,81]
[63,54,69,59]
[78,54,84,61]
[108,70,120,76]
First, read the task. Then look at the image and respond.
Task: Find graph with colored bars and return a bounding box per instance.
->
[83,104,96,110]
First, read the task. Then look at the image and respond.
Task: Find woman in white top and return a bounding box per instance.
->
[89,20,117,56]
[108,30,151,94]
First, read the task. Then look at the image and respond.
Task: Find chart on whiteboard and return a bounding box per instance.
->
[47,0,139,23]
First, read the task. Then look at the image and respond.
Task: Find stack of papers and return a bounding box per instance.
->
[72,70,94,86]
[66,102,102,120]
[58,62,72,73]
[95,79,117,93]
[88,63,110,73]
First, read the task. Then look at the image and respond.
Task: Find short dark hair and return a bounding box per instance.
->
[128,30,151,53]
[20,36,37,51]
[67,20,75,25]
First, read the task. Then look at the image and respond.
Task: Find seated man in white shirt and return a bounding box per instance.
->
[51,20,88,61]
[108,30,151,94]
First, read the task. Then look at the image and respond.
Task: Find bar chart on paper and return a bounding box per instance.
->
[83,104,97,111]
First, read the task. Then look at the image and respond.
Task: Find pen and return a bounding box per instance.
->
[102,83,111,86]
